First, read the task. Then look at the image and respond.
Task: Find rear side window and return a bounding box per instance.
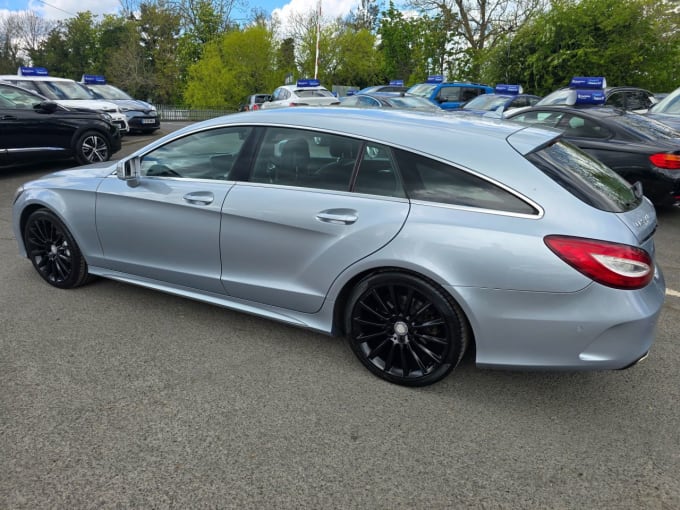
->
[394,149,537,215]
[527,140,639,212]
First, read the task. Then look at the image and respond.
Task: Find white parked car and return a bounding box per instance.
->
[261,79,340,109]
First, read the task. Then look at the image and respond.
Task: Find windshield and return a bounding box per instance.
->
[463,95,509,110]
[38,80,95,100]
[609,111,680,141]
[88,84,132,100]
[535,89,573,106]
[652,87,680,115]
[407,84,437,98]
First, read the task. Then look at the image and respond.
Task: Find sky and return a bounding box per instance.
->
[0,0,361,35]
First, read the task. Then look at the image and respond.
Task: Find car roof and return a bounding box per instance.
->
[0,75,74,82]
[189,106,557,160]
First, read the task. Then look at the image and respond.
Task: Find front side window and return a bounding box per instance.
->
[394,149,537,214]
[0,85,43,109]
[438,87,461,102]
[140,126,252,180]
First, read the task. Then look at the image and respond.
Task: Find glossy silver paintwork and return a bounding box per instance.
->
[13,107,665,371]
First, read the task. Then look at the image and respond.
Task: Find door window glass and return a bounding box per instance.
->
[353,143,406,198]
[251,127,361,191]
[140,126,252,180]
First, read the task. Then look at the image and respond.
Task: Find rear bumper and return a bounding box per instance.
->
[447,263,666,371]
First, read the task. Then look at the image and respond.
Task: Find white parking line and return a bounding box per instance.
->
[667,288,680,298]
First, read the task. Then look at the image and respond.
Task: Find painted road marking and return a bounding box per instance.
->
[667,288,680,298]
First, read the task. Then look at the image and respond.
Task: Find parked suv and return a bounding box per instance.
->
[80,75,160,133]
[536,79,657,113]
[407,76,493,109]
[0,68,129,133]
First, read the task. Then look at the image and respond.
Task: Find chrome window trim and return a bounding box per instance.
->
[409,199,544,219]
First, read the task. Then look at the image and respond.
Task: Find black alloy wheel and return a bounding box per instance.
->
[346,272,469,386]
[23,209,90,289]
[75,130,110,165]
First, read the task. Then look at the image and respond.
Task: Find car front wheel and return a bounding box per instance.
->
[23,209,90,289]
[346,272,469,386]
[74,130,110,165]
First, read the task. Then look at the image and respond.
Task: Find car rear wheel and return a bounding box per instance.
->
[75,130,110,165]
[346,272,469,386]
[23,209,90,289]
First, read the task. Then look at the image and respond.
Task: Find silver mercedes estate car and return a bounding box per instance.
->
[12,108,665,386]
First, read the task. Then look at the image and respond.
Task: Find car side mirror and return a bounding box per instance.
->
[36,101,58,113]
[647,103,656,112]
[117,157,141,187]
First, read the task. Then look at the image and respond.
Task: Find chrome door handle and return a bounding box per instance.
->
[316,209,358,225]
[183,191,214,205]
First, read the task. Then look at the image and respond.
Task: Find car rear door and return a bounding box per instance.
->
[219,127,410,313]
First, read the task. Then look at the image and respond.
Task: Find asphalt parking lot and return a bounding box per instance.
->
[1,124,679,509]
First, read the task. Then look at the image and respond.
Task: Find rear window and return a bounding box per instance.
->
[295,89,334,98]
[608,112,680,141]
[527,140,640,212]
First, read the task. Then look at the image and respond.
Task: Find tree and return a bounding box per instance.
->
[482,0,680,94]
[184,25,280,108]
[29,12,100,79]
[347,0,382,32]
[408,0,548,79]
[378,2,456,84]
[0,15,24,73]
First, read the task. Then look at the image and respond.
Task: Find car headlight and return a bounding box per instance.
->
[13,184,25,204]
[101,113,113,121]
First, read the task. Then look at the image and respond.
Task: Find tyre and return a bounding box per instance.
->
[346,272,469,386]
[74,130,111,165]
[23,209,90,289]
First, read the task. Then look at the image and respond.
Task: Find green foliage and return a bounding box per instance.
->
[11,0,680,105]
[184,25,280,108]
[327,27,384,88]
[482,0,680,94]
[30,12,99,79]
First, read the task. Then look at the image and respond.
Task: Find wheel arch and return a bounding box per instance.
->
[331,265,476,352]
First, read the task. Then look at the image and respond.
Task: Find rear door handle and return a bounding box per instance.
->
[316,209,358,225]
[183,191,214,205]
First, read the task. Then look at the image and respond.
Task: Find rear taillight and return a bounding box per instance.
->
[544,235,653,290]
[252,104,260,111]
[650,153,680,169]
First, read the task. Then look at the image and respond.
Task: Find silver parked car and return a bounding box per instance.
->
[12,108,665,386]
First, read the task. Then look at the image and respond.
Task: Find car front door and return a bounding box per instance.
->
[219,127,410,313]
[95,126,253,294]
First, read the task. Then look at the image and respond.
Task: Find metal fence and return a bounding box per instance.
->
[153,104,236,121]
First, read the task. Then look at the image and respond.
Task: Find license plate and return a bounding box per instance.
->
[141,119,156,124]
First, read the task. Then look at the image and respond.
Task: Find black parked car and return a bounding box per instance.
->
[0,82,121,167]
[505,105,680,206]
